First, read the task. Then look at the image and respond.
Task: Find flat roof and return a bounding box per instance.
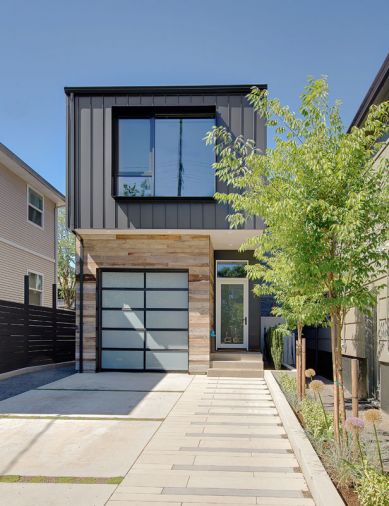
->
[64,84,267,96]
[0,143,65,205]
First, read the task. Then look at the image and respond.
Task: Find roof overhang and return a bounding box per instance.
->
[349,53,389,131]
[64,84,267,97]
[74,228,262,250]
[0,143,65,206]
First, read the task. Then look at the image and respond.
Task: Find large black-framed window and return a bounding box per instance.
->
[113,106,216,199]
[97,268,189,372]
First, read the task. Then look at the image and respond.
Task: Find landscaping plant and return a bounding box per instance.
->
[206,78,389,444]
[267,324,289,370]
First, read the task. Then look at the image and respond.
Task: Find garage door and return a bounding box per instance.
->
[98,269,188,371]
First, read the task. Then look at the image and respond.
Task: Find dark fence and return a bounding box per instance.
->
[0,299,76,374]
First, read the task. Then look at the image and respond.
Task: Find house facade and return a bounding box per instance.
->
[342,55,389,412]
[0,143,65,307]
[65,84,271,373]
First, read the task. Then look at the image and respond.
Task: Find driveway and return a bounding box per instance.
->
[0,371,314,505]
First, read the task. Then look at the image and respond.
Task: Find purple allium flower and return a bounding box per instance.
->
[344,416,365,433]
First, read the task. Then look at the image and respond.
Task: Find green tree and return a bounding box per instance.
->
[57,208,76,309]
[206,78,389,444]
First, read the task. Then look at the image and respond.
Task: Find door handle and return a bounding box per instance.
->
[244,316,247,325]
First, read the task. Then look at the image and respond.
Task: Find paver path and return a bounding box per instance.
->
[107,375,314,505]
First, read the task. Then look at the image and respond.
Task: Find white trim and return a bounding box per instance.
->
[27,184,44,230]
[216,276,249,350]
[0,236,55,263]
[27,270,44,306]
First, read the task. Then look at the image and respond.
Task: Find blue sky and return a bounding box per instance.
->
[0,0,388,194]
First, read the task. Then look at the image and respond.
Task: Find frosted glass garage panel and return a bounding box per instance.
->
[146,291,188,309]
[102,290,144,308]
[147,331,188,350]
[146,351,188,371]
[102,350,143,369]
[146,272,188,289]
[102,309,144,328]
[102,272,144,288]
[147,311,187,329]
[102,330,144,349]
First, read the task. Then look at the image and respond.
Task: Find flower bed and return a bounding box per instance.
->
[274,371,388,506]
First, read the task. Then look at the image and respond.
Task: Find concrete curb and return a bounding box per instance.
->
[265,370,344,506]
[0,361,75,381]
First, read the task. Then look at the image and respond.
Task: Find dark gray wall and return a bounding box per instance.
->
[66,87,266,231]
[214,250,262,351]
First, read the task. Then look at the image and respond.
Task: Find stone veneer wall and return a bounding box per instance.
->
[76,234,213,374]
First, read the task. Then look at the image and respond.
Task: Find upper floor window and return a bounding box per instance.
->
[114,111,215,197]
[27,186,44,228]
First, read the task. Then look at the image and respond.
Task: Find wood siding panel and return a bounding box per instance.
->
[77,234,212,373]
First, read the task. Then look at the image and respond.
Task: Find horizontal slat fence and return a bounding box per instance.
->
[0,299,75,374]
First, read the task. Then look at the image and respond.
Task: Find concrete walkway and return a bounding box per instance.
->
[107,375,314,505]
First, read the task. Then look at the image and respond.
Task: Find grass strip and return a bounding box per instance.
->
[0,475,123,485]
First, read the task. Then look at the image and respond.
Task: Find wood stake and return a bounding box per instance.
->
[351,358,359,418]
[302,338,306,396]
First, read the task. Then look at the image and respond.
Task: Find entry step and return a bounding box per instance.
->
[207,351,264,377]
[207,368,264,378]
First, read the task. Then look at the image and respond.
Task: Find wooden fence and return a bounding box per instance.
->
[0,299,76,374]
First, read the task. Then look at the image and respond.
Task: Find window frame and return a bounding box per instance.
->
[112,106,217,200]
[27,185,44,229]
[27,270,44,306]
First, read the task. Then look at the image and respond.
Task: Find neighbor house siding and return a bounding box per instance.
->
[67,88,266,231]
[0,241,54,306]
[0,163,56,305]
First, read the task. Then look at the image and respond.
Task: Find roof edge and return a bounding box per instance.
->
[348,53,389,130]
[0,143,65,204]
[64,84,267,96]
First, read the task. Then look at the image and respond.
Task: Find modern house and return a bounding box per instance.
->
[0,143,65,306]
[343,54,389,412]
[65,84,274,374]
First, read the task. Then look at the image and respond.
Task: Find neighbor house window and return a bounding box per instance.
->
[28,271,43,305]
[115,112,215,197]
[27,187,44,227]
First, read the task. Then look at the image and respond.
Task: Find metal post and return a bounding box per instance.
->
[351,358,359,417]
[52,283,57,309]
[24,275,29,305]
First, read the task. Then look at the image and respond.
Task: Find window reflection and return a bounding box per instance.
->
[116,116,215,197]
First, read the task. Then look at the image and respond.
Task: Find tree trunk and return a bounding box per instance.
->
[336,317,346,425]
[330,309,340,444]
[296,322,303,400]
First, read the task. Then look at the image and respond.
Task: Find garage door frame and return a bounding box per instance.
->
[96,268,189,372]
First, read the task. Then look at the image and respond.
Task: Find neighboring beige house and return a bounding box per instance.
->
[0,143,65,307]
[342,54,389,412]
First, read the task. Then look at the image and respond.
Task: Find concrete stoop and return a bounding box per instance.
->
[207,352,264,378]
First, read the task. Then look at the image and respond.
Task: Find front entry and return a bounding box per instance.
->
[216,261,249,350]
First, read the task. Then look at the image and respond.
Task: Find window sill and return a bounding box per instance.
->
[113,195,216,202]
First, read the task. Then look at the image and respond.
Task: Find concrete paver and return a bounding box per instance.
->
[0,483,116,506]
[0,418,160,477]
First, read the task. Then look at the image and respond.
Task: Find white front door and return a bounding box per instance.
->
[216,277,249,350]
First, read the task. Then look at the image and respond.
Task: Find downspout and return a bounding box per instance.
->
[73,231,84,373]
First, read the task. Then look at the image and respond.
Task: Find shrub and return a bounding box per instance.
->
[267,325,289,369]
[356,467,389,506]
[277,372,299,410]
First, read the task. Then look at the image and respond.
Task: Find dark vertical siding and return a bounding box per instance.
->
[67,89,266,231]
